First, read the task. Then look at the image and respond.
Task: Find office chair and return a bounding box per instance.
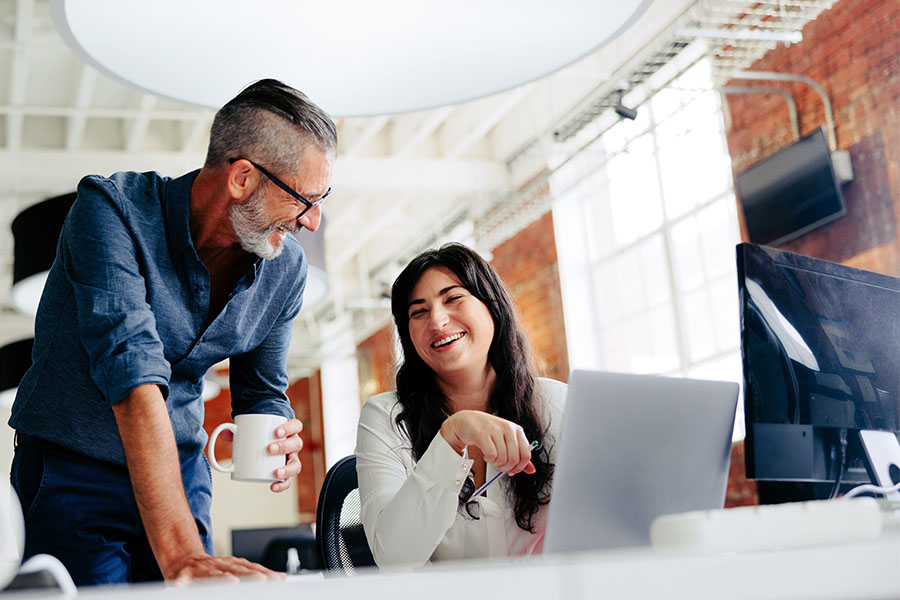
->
[315,455,376,576]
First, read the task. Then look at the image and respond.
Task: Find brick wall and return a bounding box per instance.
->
[490,212,570,383]
[357,325,396,399]
[725,441,758,508]
[286,374,326,520]
[722,0,899,506]
[725,0,899,275]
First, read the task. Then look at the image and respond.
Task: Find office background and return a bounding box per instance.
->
[0,0,896,558]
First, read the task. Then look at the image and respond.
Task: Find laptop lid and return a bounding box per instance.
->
[543,370,739,554]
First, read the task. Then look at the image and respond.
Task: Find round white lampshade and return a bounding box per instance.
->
[51,0,651,117]
[10,272,48,318]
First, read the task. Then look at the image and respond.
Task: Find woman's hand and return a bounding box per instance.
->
[439,411,536,475]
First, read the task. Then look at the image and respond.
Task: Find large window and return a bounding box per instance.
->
[552,60,745,440]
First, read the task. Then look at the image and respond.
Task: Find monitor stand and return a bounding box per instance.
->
[859,430,900,501]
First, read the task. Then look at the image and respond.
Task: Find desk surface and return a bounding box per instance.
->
[8,535,900,600]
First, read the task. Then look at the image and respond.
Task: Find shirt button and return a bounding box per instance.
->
[461,463,468,469]
[454,480,461,486]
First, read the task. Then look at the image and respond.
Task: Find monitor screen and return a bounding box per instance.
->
[738,243,900,500]
[736,128,846,246]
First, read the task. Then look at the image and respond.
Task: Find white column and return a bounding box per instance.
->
[320,348,361,470]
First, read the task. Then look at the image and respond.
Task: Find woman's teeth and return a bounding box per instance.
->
[433,332,464,348]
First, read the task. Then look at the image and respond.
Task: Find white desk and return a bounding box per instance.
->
[7,535,899,600]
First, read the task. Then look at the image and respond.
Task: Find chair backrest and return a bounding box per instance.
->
[315,455,376,575]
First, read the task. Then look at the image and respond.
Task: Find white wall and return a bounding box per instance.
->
[209,468,299,557]
[320,356,361,470]
[0,407,13,481]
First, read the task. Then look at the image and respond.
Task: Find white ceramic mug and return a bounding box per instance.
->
[208,414,288,482]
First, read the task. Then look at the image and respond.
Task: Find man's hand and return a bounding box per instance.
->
[167,553,284,586]
[114,386,287,585]
[267,418,303,493]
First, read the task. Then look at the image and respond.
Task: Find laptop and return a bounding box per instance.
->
[543,370,739,554]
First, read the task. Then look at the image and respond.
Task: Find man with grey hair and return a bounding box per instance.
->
[9,79,336,586]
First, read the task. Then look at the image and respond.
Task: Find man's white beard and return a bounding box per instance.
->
[230,189,294,260]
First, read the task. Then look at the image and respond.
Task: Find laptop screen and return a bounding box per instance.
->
[543,370,738,553]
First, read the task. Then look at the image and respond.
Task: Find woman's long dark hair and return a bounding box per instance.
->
[391,243,552,532]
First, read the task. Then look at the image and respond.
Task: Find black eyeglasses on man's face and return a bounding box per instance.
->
[229,158,331,219]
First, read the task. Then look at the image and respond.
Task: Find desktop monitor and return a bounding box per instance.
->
[735,127,846,246]
[231,524,319,571]
[738,243,900,502]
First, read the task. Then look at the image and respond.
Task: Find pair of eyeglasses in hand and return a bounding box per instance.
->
[467,440,541,501]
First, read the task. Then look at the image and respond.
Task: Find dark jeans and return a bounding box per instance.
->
[10,433,214,587]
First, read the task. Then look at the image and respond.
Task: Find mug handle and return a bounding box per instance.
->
[208,423,236,473]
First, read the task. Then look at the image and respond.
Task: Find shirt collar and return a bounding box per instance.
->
[166,169,201,256]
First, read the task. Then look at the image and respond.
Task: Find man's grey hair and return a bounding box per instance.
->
[205,79,337,174]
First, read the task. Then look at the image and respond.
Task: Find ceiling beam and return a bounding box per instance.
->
[392,106,454,157]
[329,107,455,235]
[330,192,417,269]
[331,155,505,193]
[343,115,388,157]
[125,93,157,152]
[0,149,205,194]
[324,149,507,239]
[0,104,211,120]
[441,86,530,159]
[6,0,33,151]
[0,150,505,195]
[180,119,208,154]
[65,64,98,151]
[324,191,370,234]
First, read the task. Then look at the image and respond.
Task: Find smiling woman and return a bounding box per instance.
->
[406,267,496,382]
[355,243,567,568]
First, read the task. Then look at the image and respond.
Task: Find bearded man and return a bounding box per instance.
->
[9,79,335,586]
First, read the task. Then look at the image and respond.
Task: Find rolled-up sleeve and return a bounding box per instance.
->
[62,175,171,405]
[356,395,472,568]
[228,258,306,420]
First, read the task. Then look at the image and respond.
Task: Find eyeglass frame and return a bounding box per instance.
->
[228,158,331,220]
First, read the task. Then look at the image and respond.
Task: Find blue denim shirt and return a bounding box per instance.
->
[10,170,303,465]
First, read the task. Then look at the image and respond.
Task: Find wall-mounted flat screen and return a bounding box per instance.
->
[736,127,846,246]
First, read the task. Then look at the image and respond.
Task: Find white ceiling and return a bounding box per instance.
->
[0,0,835,378]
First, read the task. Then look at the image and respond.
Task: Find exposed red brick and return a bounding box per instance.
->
[725,442,758,508]
[357,326,396,397]
[491,212,570,383]
[725,0,900,277]
[287,373,326,520]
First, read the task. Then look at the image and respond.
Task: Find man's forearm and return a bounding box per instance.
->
[112,384,206,578]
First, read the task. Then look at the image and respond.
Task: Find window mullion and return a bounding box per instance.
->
[649,102,690,376]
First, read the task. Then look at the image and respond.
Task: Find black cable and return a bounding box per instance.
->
[829,428,848,499]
